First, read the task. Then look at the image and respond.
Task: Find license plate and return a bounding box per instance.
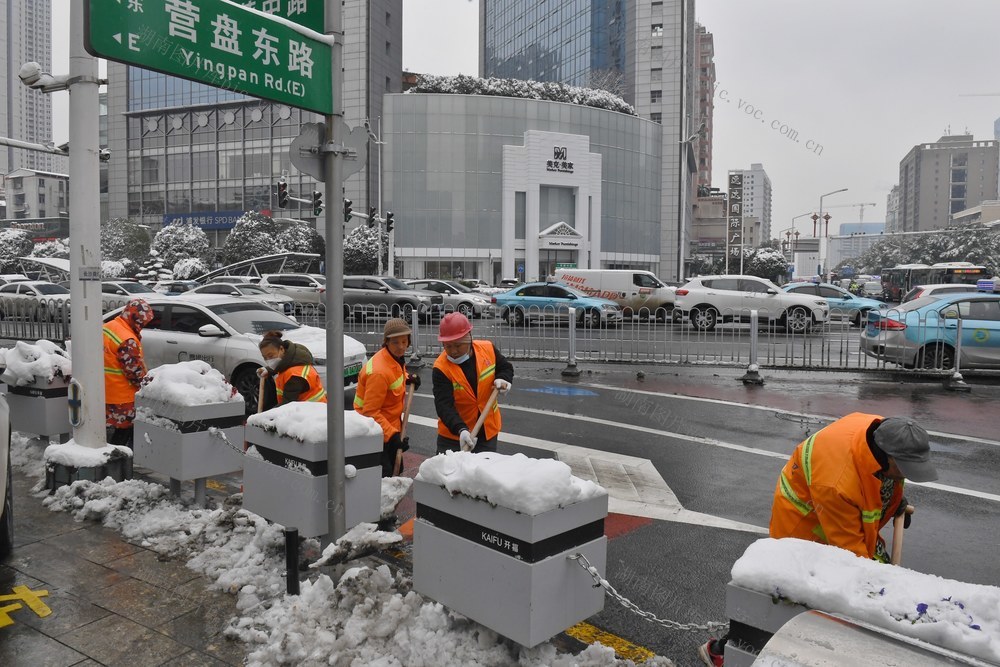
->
[343,363,362,377]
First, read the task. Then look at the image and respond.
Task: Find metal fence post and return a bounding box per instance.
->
[945,317,970,392]
[739,309,765,386]
[562,307,580,377]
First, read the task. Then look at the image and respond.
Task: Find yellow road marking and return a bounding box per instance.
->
[0,603,22,628]
[11,586,51,618]
[565,621,655,663]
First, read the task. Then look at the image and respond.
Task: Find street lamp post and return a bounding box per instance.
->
[365,117,388,276]
[819,188,848,281]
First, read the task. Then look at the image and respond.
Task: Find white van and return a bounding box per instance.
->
[554,268,675,318]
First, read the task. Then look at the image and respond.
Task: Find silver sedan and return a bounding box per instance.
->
[405,279,494,318]
[186,282,296,315]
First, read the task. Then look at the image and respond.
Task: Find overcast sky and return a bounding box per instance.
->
[52,0,1000,239]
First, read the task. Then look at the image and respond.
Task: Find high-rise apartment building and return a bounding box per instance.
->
[1,0,62,175]
[480,0,699,281]
[107,0,401,247]
[694,24,715,190]
[731,163,772,241]
[897,134,999,232]
[885,184,900,233]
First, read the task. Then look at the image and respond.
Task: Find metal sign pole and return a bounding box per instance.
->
[324,0,347,541]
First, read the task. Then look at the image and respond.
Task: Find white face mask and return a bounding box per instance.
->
[265,357,281,369]
[447,352,470,365]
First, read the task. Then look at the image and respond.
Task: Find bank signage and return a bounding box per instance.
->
[84,0,332,114]
[546,146,574,173]
[163,210,247,230]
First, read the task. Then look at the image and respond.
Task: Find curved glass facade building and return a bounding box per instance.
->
[385,93,662,283]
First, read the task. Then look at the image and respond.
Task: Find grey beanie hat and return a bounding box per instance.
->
[873,417,938,482]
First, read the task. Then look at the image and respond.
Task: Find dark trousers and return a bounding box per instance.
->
[436,434,498,455]
[381,440,404,478]
[107,426,134,447]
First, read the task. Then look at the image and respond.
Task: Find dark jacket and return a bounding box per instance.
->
[261,341,317,410]
[432,341,513,437]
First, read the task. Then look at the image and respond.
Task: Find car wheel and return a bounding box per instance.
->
[0,440,12,559]
[231,366,263,414]
[784,306,812,334]
[918,344,955,370]
[457,302,474,318]
[852,310,868,328]
[578,308,602,328]
[654,307,669,323]
[689,306,718,332]
[508,307,525,327]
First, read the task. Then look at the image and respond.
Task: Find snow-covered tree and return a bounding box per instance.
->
[276,219,325,271]
[101,217,150,266]
[0,228,35,272]
[173,257,208,279]
[31,239,70,259]
[687,254,724,277]
[855,227,1000,276]
[152,222,211,269]
[744,247,790,282]
[101,260,127,279]
[134,249,173,284]
[223,211,280,265]
[343,223,388,275]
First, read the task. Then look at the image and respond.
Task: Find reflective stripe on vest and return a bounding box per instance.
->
[801,434,816,486]
[779,472,812,516]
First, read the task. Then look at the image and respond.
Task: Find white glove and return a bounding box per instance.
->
[256,367,270,379]
[494,379,511,394]
[459,429,477,452]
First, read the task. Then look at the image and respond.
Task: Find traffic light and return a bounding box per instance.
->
[385,211,394,233]
[343,198,353,223]
[277,180,288,208]
[367,206,377,228]
[312,190,323,216]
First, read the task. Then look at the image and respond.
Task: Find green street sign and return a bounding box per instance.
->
[84,0,332,114]
[236,0,324,33]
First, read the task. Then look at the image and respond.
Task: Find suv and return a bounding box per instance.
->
[101,280,159,311]
[901,283,980,303]
[343,276,443,323]
[675,275,829,333]
[259,273,326,305]
[783,282,885,327]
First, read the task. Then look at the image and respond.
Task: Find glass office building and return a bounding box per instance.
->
[385,92,662,283]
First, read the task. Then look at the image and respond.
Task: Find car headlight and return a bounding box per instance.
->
[417,295,430,302]
[601,303,617,311]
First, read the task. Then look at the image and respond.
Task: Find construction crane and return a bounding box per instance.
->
[823,202,878,223]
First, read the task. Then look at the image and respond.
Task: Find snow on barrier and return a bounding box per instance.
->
[412,451,608,648]
[726,538,1000,665]
[133,361,245,505]
[0,340,72,441]
[242,402,383,538]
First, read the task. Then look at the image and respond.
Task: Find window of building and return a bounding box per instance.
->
[38,178,45,187]
[651,67,662,82]
[651,24,663,37]
[38,192,45,204]
[386,41,391,55]
[515,192,526,240]
[386,11,391,25]
[650,113,662,123]
[650,90,662,103]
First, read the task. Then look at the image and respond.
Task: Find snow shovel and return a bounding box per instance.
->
[890,504,915,565]
[393,384,416,476]
[466,386,500,450]
[257,375,267,414]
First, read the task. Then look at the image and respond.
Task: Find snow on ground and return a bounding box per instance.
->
[11,450,656,666]
[416,451,606,515]
[381,476,413,519]
[732,538,1000,664]
[0,339,72,385]
[247,402,382,442]
[43,441,133,468]
[137,360,241,406]
[310,522,402,567]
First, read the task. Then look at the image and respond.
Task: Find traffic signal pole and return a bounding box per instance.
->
[324,0,347,541]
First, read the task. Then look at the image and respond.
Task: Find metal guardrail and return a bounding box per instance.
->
[0,298,982,377]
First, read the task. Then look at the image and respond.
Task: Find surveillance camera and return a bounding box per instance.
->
[18,62,43,87]
[99,149,111,162]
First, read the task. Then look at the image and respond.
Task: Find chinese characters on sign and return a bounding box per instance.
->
[727,172,744,269]
[84,0,332,114]
[546,146,574,173]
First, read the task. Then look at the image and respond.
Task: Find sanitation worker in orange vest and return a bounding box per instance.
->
[102,298,155,447]
[698,412,938,667]
[353,318,420,477]
[432,312,514,454]
[256,331,327,410]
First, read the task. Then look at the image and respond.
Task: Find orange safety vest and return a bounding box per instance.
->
[353,347,407,443]
[102,316,143,404]
[434,340,501,441]
[769,412,903,560]
[274,364,328,404]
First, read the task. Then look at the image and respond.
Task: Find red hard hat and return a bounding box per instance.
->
[438,312,472,342]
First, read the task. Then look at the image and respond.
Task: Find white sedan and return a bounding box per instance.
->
[104,295,367,412]
[185,282,296,315]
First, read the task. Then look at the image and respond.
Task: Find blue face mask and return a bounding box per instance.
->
[447,352,470,365]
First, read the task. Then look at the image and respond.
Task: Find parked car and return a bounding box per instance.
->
[674,275,829,333]
[405,279,493,317]
[103,295,367,412]
[458,278,490,290]
[860,281,885,299]
[152,280,201,296]
[258,273,326,305]
[0,280,71,321]
[186,282,295,314]
[0,274,29,287]
[492,281,622,327]
[207,275,261,286]
[0,393,11,558]
[101,280,159,311]
[497,279,522,288]
[553,268,676,320]
[343,276,443,323]
[901,283,981,304]
[861,293,1000,370]
[782,282,886,327]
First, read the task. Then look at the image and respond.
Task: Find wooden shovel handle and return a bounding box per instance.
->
[257,375,266,414]
[470,386,500,439]
[890,504,914,565]
[393,384,416,476]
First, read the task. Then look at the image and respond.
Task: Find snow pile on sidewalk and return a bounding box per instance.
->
[33,475,661,666]
[43,441,132,468]
[0,339,72,385]
[137,360,241,405]
[247,402,382,442]
[732,538,1000,664]
[416,451,605,515]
